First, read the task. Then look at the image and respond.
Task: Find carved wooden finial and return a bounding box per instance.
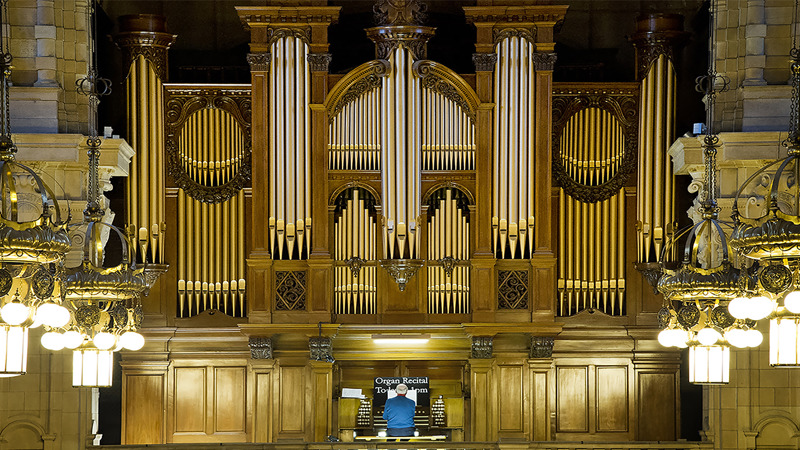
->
[373,0,427,26]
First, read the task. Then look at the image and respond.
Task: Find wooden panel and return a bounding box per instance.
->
[279,366,305,432]
[638,372,676,440]
[254,371,272,442]
[595,366,628,432]
[214,367,246,433]
[556,366,588,432]
[444,397,464,428]
[125,375,163,444]
[175,367,206,433]
[532,371,548,440]
[498,364,523,432]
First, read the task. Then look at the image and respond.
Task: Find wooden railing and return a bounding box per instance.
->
[90,440,714,450]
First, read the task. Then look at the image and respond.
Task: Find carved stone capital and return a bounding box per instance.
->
[529,336,555,358]
[471,336,493,359]
[310,336,334,362]
[532,52,557,72]
[249,336,273,359]
[472,53,497,72]
[247,53,271,72]
[307,53,332,72]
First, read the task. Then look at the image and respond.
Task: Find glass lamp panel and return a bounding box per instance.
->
[770,317,800,366]
[0,325,28,376]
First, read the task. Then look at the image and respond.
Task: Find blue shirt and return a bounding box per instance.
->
[383,395,416,428]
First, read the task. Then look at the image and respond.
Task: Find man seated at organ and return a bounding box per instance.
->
[383,383,416,437]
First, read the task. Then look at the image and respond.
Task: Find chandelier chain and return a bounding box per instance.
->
[77,0,111,221]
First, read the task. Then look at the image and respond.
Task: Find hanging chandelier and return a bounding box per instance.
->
[0,0,72,376]
[656,0,763,384]
[48,0,148,386]
[729,0,800,366]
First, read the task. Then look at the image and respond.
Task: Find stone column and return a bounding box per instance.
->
[742,0,767,86]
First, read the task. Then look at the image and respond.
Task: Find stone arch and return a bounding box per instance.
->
[0,419,47,450]
[752,412,800,449]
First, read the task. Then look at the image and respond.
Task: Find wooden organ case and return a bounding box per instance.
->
[116,2,689,446]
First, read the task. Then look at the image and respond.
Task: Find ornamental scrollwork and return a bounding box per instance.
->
[249,336,273,359]
[472,52,497,72]
[116,32,175,81]
[471,336,493,358]
[275,270,306,311]
[307,53,333,72]
[164,87,252,204]
[551,86,639,203]
[532,52,557,72]
[329,60,391,121]
[413,60,477,122]
[493,27,537,47]
[266,27,311,46]
[247,53,271,72]
[498,270,528,310]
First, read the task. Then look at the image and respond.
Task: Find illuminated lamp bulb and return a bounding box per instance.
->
[118,331,144,351]
[727,297,749,320]
[1,301,30,326]
[62,330,84,349]
[41,331,65,351]
[697,327,722,346]
[745,329,763,347]
[748,296,775,320]
[658,328,673,347]
[724,328,748,348]
[668,328,690,347]
[93,332,116,350]
[36,302,71,328]
[784,291,800,314]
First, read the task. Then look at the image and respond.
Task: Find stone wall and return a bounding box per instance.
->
[8,0,89,134]
[703,323,800,450]
[714,0,795,132]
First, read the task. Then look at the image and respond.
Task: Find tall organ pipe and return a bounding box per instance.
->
[492,36,536,259]
[269,36,312,260]
[381,47,421,260]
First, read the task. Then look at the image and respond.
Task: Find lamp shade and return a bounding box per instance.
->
[689,345,730,384]
[0,325,28,376]
[73,348,113,387]
[769,315,800,366]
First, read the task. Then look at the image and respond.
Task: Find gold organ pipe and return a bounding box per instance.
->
[666,59,676,261]
[653,55,665,259]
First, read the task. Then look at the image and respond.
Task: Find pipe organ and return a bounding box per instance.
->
[115,5,693,446]
[268,35,312,261]
[426,187,470,314]
[333,188,378,314]
[552,84,639,316]
[492,35,536,259]
[164,86,252,318]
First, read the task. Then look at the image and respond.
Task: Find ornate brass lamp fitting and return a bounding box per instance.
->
[379,259,424,291]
